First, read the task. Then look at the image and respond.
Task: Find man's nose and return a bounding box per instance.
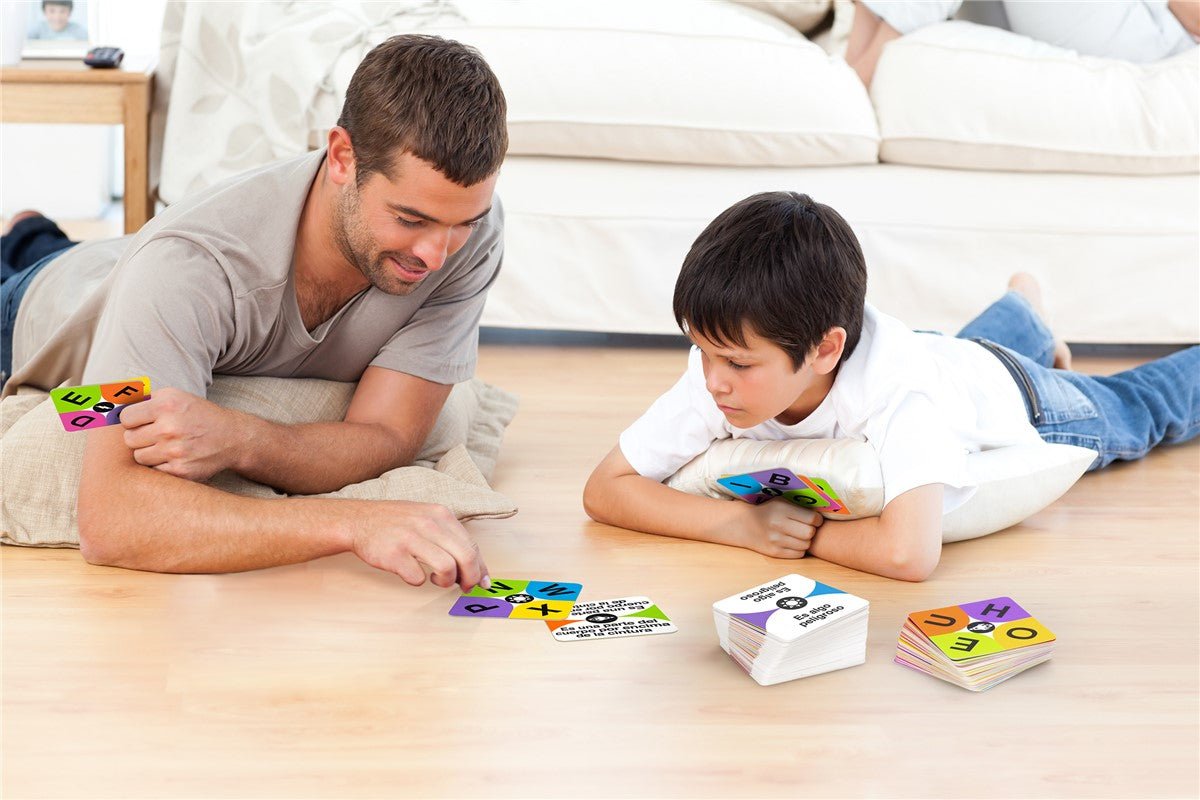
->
[412,227,453,272]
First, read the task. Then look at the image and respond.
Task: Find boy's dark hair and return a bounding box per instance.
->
[673,191,867,369]
[337,34,507,187]
[43,0,73,9]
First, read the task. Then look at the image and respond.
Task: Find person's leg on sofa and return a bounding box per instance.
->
[1,212,75,283]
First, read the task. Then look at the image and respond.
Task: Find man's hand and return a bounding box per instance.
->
[738,501,825,558]
[119,387,246,482]
[344,501,490,592]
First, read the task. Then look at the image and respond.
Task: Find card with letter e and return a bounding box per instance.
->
[448,578,582,620]
[907,597,1056,661]
[50,377,150,432]
[545,596,678,641]
[716,467,849,514]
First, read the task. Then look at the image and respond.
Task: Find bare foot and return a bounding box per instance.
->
[1007,272,1072,370]
[3,210,44,235]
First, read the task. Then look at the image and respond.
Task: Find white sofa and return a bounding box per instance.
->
[154,0,1200,344]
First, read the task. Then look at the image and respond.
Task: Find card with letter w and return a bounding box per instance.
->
[448,578,582,620]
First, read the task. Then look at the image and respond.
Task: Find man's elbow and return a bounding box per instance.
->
[76,486,136,568]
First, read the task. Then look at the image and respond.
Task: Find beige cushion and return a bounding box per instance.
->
[872,21,1200,175]
[666,437,1096,542]
[0,376,519,548]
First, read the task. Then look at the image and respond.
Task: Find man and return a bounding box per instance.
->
[0,35,507,591]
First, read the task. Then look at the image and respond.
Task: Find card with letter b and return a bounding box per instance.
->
[448,578,582,620]
[50,377,150,432]
[716,467,850,514]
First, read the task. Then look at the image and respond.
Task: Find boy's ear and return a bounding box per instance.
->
[326,126,357,187]
[811,327,847,375]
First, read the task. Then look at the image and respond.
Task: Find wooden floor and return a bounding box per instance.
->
[2,342,1197,799]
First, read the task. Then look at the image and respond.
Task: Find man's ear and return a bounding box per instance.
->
[811,327,847,375]
[326,126,356,187]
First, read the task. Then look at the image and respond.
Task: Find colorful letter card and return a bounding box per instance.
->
[50,377,150,432]
[546,596,677,641]
[894,597,1057,691]
[716,467,850,514]
[448,578,582,620]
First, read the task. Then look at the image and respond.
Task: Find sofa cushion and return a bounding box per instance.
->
[319,0,881,170]
[0,377,519,548]
[872,21,1199,175]
[664,436,1096,542]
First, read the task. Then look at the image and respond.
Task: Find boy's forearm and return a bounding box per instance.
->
[808,515,940,581]
[585,474,747,548]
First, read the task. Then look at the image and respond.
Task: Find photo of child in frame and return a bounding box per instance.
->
[21,0,93,58]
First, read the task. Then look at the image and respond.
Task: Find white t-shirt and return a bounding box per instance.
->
[619,304,1042,514]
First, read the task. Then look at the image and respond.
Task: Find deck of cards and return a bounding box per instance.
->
[712,574,869,685]
[894,597,1056,691]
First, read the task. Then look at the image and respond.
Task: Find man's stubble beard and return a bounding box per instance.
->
[332,183,422,297]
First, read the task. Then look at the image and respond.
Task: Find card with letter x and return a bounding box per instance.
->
[50,377,151,432]
[448,578,583,620]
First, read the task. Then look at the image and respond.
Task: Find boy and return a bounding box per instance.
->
[583,192,1199,581]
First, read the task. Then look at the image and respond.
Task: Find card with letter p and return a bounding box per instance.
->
[448,578,582,620]
[50,377,150,432]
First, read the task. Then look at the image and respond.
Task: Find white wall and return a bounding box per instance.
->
[1,0,167,218]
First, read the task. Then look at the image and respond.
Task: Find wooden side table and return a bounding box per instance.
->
[0,56,155,234]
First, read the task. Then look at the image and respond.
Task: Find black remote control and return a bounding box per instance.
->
[84,46,124,69]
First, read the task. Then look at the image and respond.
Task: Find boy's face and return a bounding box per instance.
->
[690,324,841,428]
[44,3,71,31]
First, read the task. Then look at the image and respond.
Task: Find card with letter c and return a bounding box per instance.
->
[448,578,582,620]
[50,377,150,432]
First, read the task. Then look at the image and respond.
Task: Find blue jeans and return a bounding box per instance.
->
[1,216,77,386]
[956,291,1200,470]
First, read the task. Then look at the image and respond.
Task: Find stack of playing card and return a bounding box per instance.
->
[894,597,1056,691]
[712,574,869,685]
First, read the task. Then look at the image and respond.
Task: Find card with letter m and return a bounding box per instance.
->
[50,377,150,432]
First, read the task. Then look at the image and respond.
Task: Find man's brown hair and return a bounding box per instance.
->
[337,34,508,187]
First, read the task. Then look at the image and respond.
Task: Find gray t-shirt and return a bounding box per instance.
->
[6,149,504,398]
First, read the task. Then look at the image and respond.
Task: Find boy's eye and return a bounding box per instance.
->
[728,361,750,371]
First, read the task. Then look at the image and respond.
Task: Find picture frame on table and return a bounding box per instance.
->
[20,0,98,59]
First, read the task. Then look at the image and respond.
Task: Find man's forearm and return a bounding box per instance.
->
[236,417,419,494]
[79,453,351,572]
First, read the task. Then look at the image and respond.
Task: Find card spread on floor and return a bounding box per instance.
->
[716,467,850,515]
[894,597,1056,692]
[448,578,582,620]
[50,377,150,432]
[546,596,677,641]
[712,574,869,685]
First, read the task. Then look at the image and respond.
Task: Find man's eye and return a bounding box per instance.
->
[397,217,422,228]
[464,219,482,230]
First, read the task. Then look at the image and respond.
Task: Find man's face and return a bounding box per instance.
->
[333,151,497,296]
[44,3,71,31]
[690,325,825,428]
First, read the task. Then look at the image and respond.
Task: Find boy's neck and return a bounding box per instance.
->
[774,367,838,427]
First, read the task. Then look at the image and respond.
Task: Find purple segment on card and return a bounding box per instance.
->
[748,469,802,492]
[731,608,778,631]
[448,595,512,618]
[959,597,1029,622]
[59,410,107,432]
[104,404,129,426]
